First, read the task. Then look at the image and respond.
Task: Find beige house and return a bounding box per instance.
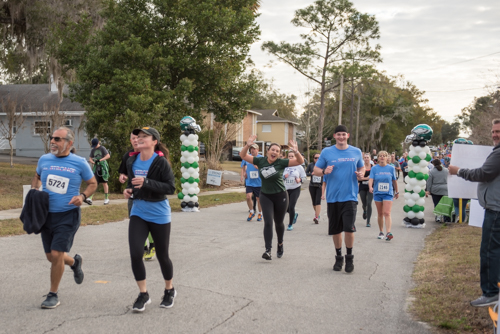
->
[254,109,298,147]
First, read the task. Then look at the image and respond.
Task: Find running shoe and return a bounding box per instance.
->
[333,255,344,271]
[257,213,262,221]
[144,247,156,261]
[362,211,367,220]
[86,198,93,205]
[292,213,298,225]
[386,232,393,241]
[345,254,354,273]
[71,254,84,284]
[247,212,255,221]
[377,232,384,239]
[41,292,60,309]
[287,225,293,231]
[160,288,177,308]
[143,246,149,260]
[262,249,272,260]
[313,217,318,224]
[132,292,151,312]
[470,294,499,307]
[277,244,284,258]
[104,198,109,205]
[366,223,371,227]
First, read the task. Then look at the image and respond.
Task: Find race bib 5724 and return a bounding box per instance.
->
[46,174,70,194]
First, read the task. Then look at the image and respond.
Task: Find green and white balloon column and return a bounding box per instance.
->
[403,124,433,227]
[178,116,201,212]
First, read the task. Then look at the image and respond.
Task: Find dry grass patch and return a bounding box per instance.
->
[411,223,493,333]
[220,161,243,173]
[1,193,246,237]
[0,162,36,210]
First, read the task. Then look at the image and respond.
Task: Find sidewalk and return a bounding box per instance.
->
[0,177,432,333]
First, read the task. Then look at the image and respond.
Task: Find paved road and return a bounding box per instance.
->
[0,178,433,333]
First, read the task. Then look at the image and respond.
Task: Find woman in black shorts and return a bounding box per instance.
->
[305,153,323,223]
[240,135,304,260]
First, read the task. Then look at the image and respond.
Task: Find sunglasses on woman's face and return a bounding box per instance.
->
[314,157,319,160]
[49,136,69,142]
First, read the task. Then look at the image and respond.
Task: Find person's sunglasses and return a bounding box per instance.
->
[314,157,319,160]
[49,136,69,142]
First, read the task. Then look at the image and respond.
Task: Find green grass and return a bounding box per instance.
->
[411,223,494,333]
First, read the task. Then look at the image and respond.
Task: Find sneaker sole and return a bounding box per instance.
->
[160,290,177,309]
[471,300,498,307]
[73,254,84,284]
[41,301,60,309]
[262,253,272,260]
[133,299,151,312]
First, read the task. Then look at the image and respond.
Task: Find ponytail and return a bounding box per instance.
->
[155,142,170,165]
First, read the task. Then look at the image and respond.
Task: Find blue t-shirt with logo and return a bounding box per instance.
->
[130,153,171,224]
[36,153,94,213]
[241,154,263,187]
[315,145,363,203]
[369,164,396,196]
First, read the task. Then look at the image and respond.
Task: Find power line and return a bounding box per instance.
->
[420,51,500,72]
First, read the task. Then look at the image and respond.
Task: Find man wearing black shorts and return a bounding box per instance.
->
[31,127,97,308]
[240,144,263,221]
[314,125,364,273]
[88,138,110,204]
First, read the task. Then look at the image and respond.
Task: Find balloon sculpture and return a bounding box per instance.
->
[403,124,433,228]
[178,116,202,212]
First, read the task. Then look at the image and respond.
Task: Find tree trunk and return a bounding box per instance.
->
[338,74,343,125]
[356,94,360,148]
[350,78,354,143]
[9,139,13,167]
[317,83,326,151]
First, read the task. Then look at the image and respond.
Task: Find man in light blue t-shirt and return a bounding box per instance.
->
[240,143,263,221]
[314,125,364,273]
[31,127,97,309]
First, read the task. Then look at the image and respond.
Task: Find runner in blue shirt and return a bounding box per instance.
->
[368,151,399,241]
[314,125,364,273]
[240,143,263,221]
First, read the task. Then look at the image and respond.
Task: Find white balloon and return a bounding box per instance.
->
[188,134,196,141]
[424,146,430,154]
[416,198,425,206]
[182,188,189,195]
[409,178,418,186]
[195,187,200,194]
[414,146,423,153]
[413,185,422,194]
[192,172,199,179]
[188,167,195,174]
[180,134,187,141]
[183,195,191,202]
[195,156,199,162]
[413,166,421,173]
[404,176,411,184]
[405,183,413,191]
[194,134,199,141]
[404,192,411,200]
[408,211,416,219]
[181,167,186,173]
[416,211,425,219]
[191,196,199,203]
[189,140,198,147]
[411,193,420,201]
[408,150,415,158]
[421,167,429,174]
[182,151,190,158]
[408,160,415,167]
[183,140,191,147]
[419,159,428,167]
[188,187,196,194]
[182,172,190,179]
[180,156,187,163]
[419,180,427,188]
[406,199,416,207]
[419,151,427,159]
[187,156,195,164]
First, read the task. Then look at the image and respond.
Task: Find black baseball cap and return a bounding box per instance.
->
[132,127,160,141]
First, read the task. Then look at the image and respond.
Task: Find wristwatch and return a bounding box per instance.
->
[80,193,87,201]
[322,168,326,175]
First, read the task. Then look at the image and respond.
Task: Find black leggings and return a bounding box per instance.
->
[358,189,373,223]
[260,191,288,250]
[129,216,173,281]
[287,187,301,226]
[309,186,322,206]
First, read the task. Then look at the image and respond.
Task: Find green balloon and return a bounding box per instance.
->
[181,145,187,151]
[412,156,421,164]
[424,174,429,181]
[192,162,199,168]
[180,177,186,183]
[412,205,421,213]
[419,190,426,197]
[416,172,424,180]
[182,162,190,168]
[403,205,411,213]
[405,189,413,193]
[195,146,199,151]
[425,154,432,162]
[420,206,425,212]
[177,192,184,200]
[408,171,416,178]
[195,178,200,183]
[188,177,195,183]
[188,145,195,152]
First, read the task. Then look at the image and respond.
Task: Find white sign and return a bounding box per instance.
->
[206,169,223,186]
[469,199,485,228]
[447,144,493,199]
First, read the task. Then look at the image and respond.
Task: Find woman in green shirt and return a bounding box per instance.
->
[240,135,304,260]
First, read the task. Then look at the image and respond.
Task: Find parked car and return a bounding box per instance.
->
[232,147,243,161]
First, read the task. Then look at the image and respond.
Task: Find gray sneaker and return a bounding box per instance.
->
[71,254,84,284]
[41,292,60,309]
[470,294,498,307]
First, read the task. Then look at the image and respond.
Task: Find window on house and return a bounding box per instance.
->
[262,124,271,132]
[34,121,51,135]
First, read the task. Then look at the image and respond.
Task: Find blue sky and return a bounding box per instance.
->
[249,0,500,122]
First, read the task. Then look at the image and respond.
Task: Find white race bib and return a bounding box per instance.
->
[404,167,409,172]
[46,174,70,194]
[362,181,368,185]
[378,182,390,193]
[312,176,321,183]
[249,171,259,179]
[285,178,296,184]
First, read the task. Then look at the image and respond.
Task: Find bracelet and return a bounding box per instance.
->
[394,192,399,195]
[80,193,87,201]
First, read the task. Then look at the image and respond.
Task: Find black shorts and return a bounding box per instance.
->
[41,208,81,253]
[246,186,261,198]
[309,186,322,206]
[327,201,357,235]
[95,174,108,184]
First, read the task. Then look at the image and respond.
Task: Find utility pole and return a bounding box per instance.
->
[338,74,343,125]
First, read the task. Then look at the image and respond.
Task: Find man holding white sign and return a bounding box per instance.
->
[30,127,97,309]
[449,119,500,307]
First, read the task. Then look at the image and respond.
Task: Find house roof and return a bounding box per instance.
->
[0,84,84,113]
[253,109,299,125]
